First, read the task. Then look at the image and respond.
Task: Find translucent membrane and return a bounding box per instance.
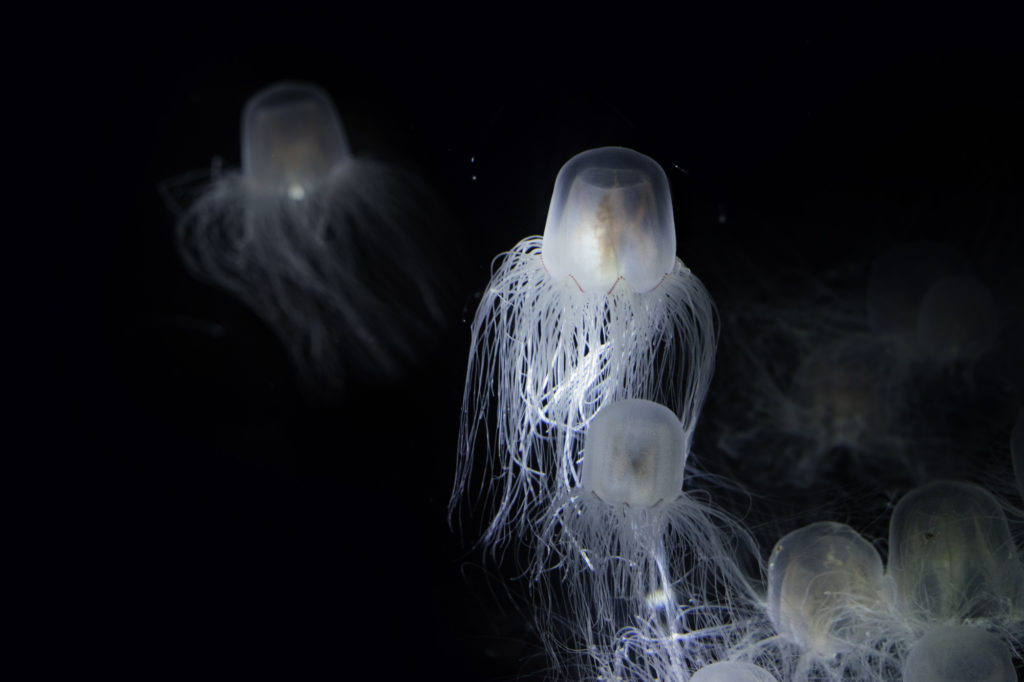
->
[690,661,779,682]
[866,242,963,335]
[581,399,686,507]
[888,480,1024,621]
[541,147,675,293]
[242,81,351,196]
[915,275,998,362]
[903,625,1015,682]
[767,521,886,657]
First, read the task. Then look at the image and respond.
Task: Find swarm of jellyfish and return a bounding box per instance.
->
[453,146,717,549]
[165,81,450,397]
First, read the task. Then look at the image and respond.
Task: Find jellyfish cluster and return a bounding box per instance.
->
[157,80,1023,681]
[452,145,1024,680]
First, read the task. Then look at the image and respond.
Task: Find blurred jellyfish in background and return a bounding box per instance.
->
[903,625,1016,682]
[887,480,1024,625]
[762,521,895,680]
[533,399,759,678]
[690,660,780,682]
[165,81,451,398]
[453,147,717,547]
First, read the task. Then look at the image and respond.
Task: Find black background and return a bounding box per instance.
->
[37,6,1024,679]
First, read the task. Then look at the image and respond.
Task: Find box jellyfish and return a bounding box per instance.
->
[454,147,716,546]
[690,661,779,682]
[767,521,888,659]
[536,399,757,671]
[172,81,449,395]
[887,480,1024,623]
[903,625,1015,682]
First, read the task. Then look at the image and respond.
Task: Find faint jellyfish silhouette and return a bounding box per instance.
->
[536,399,757,673]
[887,480,1024,623]
[767,521,888,659]
[903,625,1015,682]
[167,81,450,397]
[915,275,999,364]
[690,660,780,682]
[453,147,717,547]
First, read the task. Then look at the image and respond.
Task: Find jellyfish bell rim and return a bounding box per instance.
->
[541,146,677,294]
[240,80,352,195]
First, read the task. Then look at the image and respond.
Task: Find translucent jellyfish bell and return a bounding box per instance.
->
[454,147,716,551]
[915,275,999,364]
[887,480,1024,622]
[241,82,351,197]
[171,81,450,398]
[903,625,1015,682]
[690,661,780,682]
[767,521,887,657]
[535,399,758,673]
[581,399,686,506]
[542,147,675,293]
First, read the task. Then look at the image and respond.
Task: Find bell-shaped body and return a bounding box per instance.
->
[887,480,1024,622]
[581,399,686,506]
[915,275,998,363]
[242,82,351,197]
[903,625,1015,682]
[542,147,675,293]
[690,661,779,682]
[767,521,887,657]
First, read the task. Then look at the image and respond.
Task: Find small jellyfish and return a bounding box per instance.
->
[168,81,449,396]
[536,399,757,670]
[915,275,999,364]
[903,625,1015,682]
[690,661,780,682]
[454,147,716,546]
[887,480,1024,623]
[767,521,888,658]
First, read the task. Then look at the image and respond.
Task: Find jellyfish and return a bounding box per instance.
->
[903,625,1016,682]
[915,275,999,365]
[453,146,717,547]
[535,399,758,674]
[690,661,780,682]
[766,521,889,660]
[167,81,450,396]
[887,480,1024,624]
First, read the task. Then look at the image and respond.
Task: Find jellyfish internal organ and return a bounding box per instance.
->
[767,521,888,658]
[888,480,1024,623]
[454,147,717,547]
[175,81,446,394]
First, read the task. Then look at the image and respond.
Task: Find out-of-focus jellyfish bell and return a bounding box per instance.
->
[887,480,1024,623]
[915,275,999,364]
[170,81,450,398]
[690,661,780,682]
[536,400,757,670]
[454,147,717,550]
[767,521,887,658]
[542,147,675,293]
[903,625,1015,682]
